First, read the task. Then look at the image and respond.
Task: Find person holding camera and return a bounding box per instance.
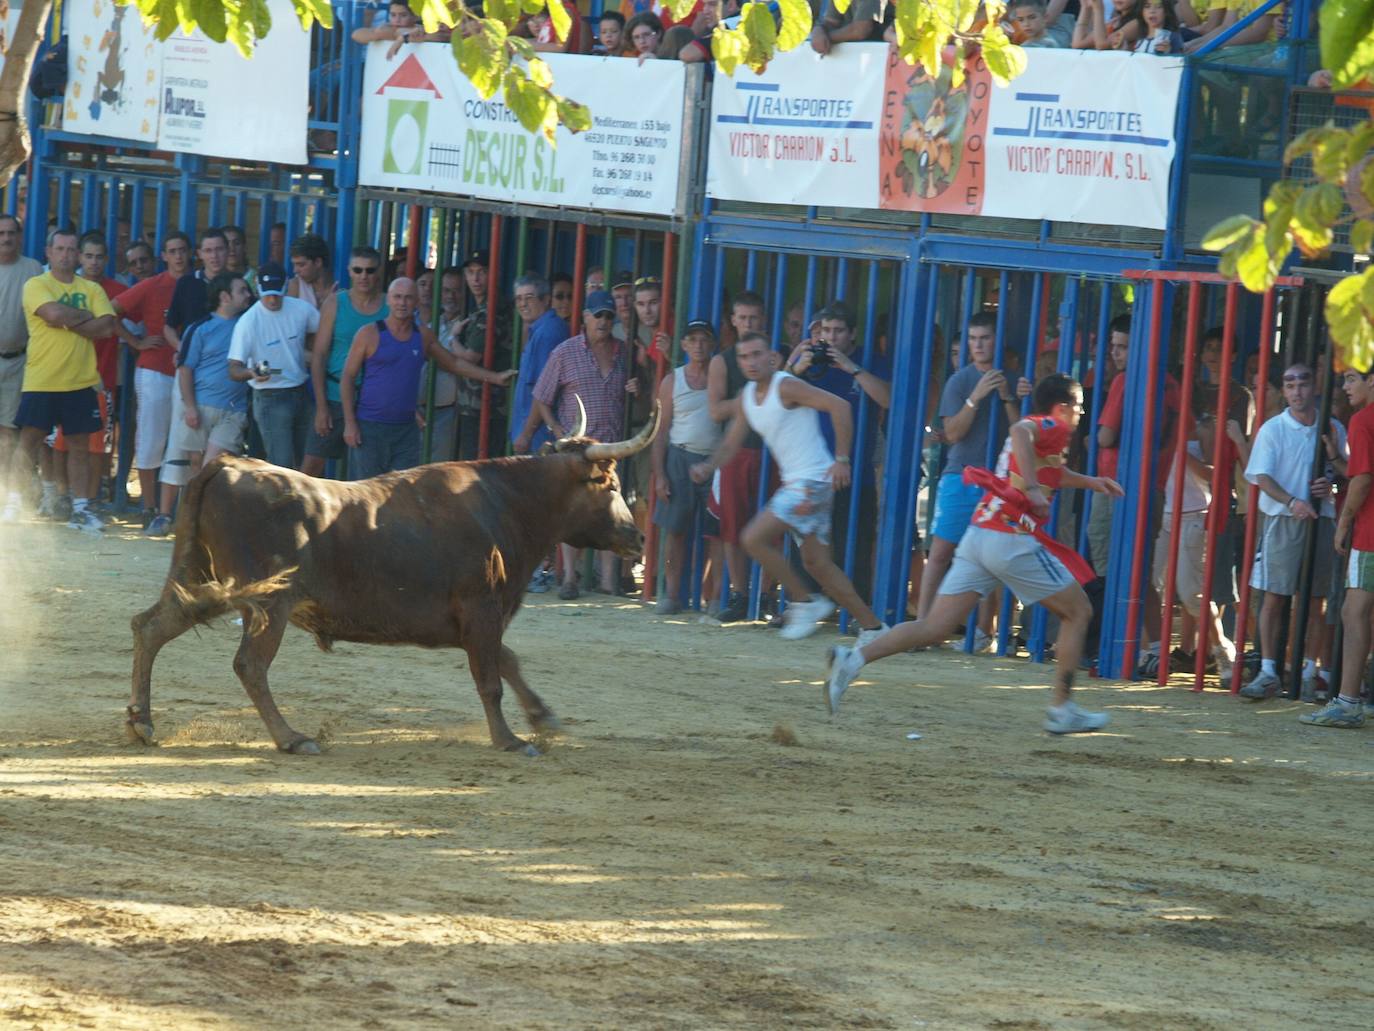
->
[783,304,891,606]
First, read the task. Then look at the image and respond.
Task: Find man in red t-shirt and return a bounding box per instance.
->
[113,231,192,522]
[1306,367,1374,728]
[826,374,1124,734]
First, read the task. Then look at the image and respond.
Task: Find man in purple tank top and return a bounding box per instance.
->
[339,278,514,479]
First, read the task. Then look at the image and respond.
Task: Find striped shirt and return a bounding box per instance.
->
[533,333,628,443]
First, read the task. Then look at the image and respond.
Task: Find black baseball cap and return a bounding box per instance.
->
[257,262,288,296]
[682,319,716,338]
[461,249,489,269]
[611,269,635,290]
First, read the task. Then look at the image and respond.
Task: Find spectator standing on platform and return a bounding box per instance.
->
[0,215,43,498]
[596,11,626,54]
[304,246,388,477]
[226,263,320,470]
[652,319,722,615]
[1240,363,1348,702]
[286,233,336,310]
[341,278,514,479]
[706,290,770,622]
[113,232,191,525]
[511,272,571,455]
[1305,366,1374,727]
[689,332,887,642]
[2,229,130,533]
[919,312,1029,624]
[533,290,638,599]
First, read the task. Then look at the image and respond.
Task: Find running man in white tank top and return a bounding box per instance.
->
[690,332,886,642]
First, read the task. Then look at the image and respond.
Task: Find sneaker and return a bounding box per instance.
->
[1044,701,1110,735]
[144,513,174,538]
[654,597,682,615]
[717,592,748,623]
[824,645,864,715]
[1239,670,1282,702]
[1298,699,1366,728]
[855,623,890,649]
[972,628,992,654]
[51,495,73,522]
[526,569,553,594]
[66,508,105,535]
[779,595,835,641]
[1135,649,1161,679]
[36,494,58,519]
[1170,648,1218,675]
[557,580,579,601]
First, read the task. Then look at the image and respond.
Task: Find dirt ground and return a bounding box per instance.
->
[2,519,1372,1030]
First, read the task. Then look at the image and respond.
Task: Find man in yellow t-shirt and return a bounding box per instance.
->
[2,228,132,534]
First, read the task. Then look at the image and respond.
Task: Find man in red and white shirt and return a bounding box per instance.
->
[1304,366,1374,728]
[826,373,1124,734]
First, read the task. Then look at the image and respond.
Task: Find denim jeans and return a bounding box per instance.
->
[350,419,421,479]
[251,385,310,470]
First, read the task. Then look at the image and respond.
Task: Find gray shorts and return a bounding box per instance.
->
[939,524,1072,605]
[653,445,711,534]
[305,400,348,460]
[167,401,248,455]
[767,479,833,545]
[0,351,23,428]
[1249,513,1333,597]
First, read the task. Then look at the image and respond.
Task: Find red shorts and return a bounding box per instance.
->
[708,446,763,544]
[54,389,112,455]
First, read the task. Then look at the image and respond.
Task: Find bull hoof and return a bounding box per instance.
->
[125,720,155,746]
[282,738,320,756]
[503,740,541,757]
[530,712,562,733]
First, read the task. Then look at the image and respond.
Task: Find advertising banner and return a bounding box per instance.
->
[63,0,163,143]
[61,0,310,164]
[158,9,310,166]
[709,44,1184,231]
[359,45,687,216]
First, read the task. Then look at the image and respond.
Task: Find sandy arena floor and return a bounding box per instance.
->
[1,518,1372,1030]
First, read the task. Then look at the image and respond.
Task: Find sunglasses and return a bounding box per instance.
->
[351,265,379,275]
[633,276,660,288]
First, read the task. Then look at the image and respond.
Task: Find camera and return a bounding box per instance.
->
[254,360,272,378]
[808,342,832,370]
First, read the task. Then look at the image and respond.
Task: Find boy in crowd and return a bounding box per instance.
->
[690,332,886,643]
[286,233,336,310]
[1305,365,1374,727]
[826,374,1124,733]
[596,10,626,54]
[1240,363,1348,702]
[1007,0,1065,46]
[651,319,722,615]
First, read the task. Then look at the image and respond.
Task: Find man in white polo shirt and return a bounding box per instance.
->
[227,262,319,470]
[1240,362,1348,702]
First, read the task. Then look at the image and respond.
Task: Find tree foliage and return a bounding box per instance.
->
[1204,0,1374,370]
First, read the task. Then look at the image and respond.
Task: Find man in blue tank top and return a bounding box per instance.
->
[303,245,388,477]
[339,278,515,480]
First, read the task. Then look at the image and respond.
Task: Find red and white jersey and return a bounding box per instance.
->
[971,414,1072,535]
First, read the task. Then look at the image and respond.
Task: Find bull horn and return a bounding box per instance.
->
[583,401,661,463]
[566,395,587,439]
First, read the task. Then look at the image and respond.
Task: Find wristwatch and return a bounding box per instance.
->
[835,456,850,464]
[964,397,977,409]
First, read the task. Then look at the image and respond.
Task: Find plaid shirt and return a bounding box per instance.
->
[532,333,628,443]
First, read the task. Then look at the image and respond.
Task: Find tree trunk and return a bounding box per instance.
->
[0,0,54,189]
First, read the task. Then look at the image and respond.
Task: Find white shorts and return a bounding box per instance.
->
[167,400,247,456]
[939,524,1072,606]
[1152,511,1207,616]
[0,351,23,428]
[1348,549,1374,592]
[134,367,174,470]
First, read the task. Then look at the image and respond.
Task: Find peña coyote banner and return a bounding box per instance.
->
[708,44,1184,231]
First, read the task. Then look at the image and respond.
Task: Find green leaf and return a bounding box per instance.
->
[527,55,553,89]
[664,0,701,21]
[1283,122,1342,165]
[1327,268,1374,371]
[546,0,570,43]
[195,0,227,42]
[1346,122,1374,168]
[1352,220,1374,255]
[832,0,852,13]
[410,0,454,31]
[1200,214,1259,252]
[1294,182,1344,246]
[291,0,335,31]
[1235,222,1284,293]
[1319,0,1374,90]
[1262,180,1300,260]
[521,0,546,12]
[556,96,592,134]
[505,67,558,143]
[981,26,1026,87]
[456,17,509,98]
[776,0,813,52]
[1313,133,1354,184]
[739,1,777,73]
[711,24,744,78]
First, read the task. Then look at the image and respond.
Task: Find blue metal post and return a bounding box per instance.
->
[103,180,120,271]
[55,170,73,234]
[79,174,99,234]
[839,260,881,632]
[154,182,171,257]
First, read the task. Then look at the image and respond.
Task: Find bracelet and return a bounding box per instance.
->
[964,397,976,409]
[835,456,850,464]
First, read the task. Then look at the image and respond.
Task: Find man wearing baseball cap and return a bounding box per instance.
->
[533,289,639,599]
[226,262,320,470]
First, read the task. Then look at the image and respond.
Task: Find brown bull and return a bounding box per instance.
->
[128,403,659,757]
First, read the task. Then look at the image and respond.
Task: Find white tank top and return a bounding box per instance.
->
[743,371,832,485]
[669,366,720,455]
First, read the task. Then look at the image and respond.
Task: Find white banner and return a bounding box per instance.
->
[63,0,163,143]
[707,44,1183,231]
[359,45,687,216]
[157,10,310,166]
[61,0,309,164]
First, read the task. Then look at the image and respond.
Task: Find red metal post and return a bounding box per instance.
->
[1230,287,1277,692]
[640,231,677,603]
[1194,283,1239,690]
[404,205,422,278]
[477,214,504,460]
[1159,283,1202,686]
[571,223,588,336]
[1121,282,1166,677]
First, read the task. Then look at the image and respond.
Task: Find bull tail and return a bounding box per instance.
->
[163,456,296,634]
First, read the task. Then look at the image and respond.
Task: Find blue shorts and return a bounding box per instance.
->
[932,470,983,544]
[15,388,102,436]
[768,479,833,545]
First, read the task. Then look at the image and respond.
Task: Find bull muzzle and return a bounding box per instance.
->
[583,401,661,463]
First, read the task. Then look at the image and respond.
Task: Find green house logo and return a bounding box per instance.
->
[375,54,443,177]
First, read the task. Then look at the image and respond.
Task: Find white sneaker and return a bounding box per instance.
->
[825,645,865,715]
[66,508,105,535]
[855,622,890,649]
[779,595,835,641]
[1044,701,1110,735]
